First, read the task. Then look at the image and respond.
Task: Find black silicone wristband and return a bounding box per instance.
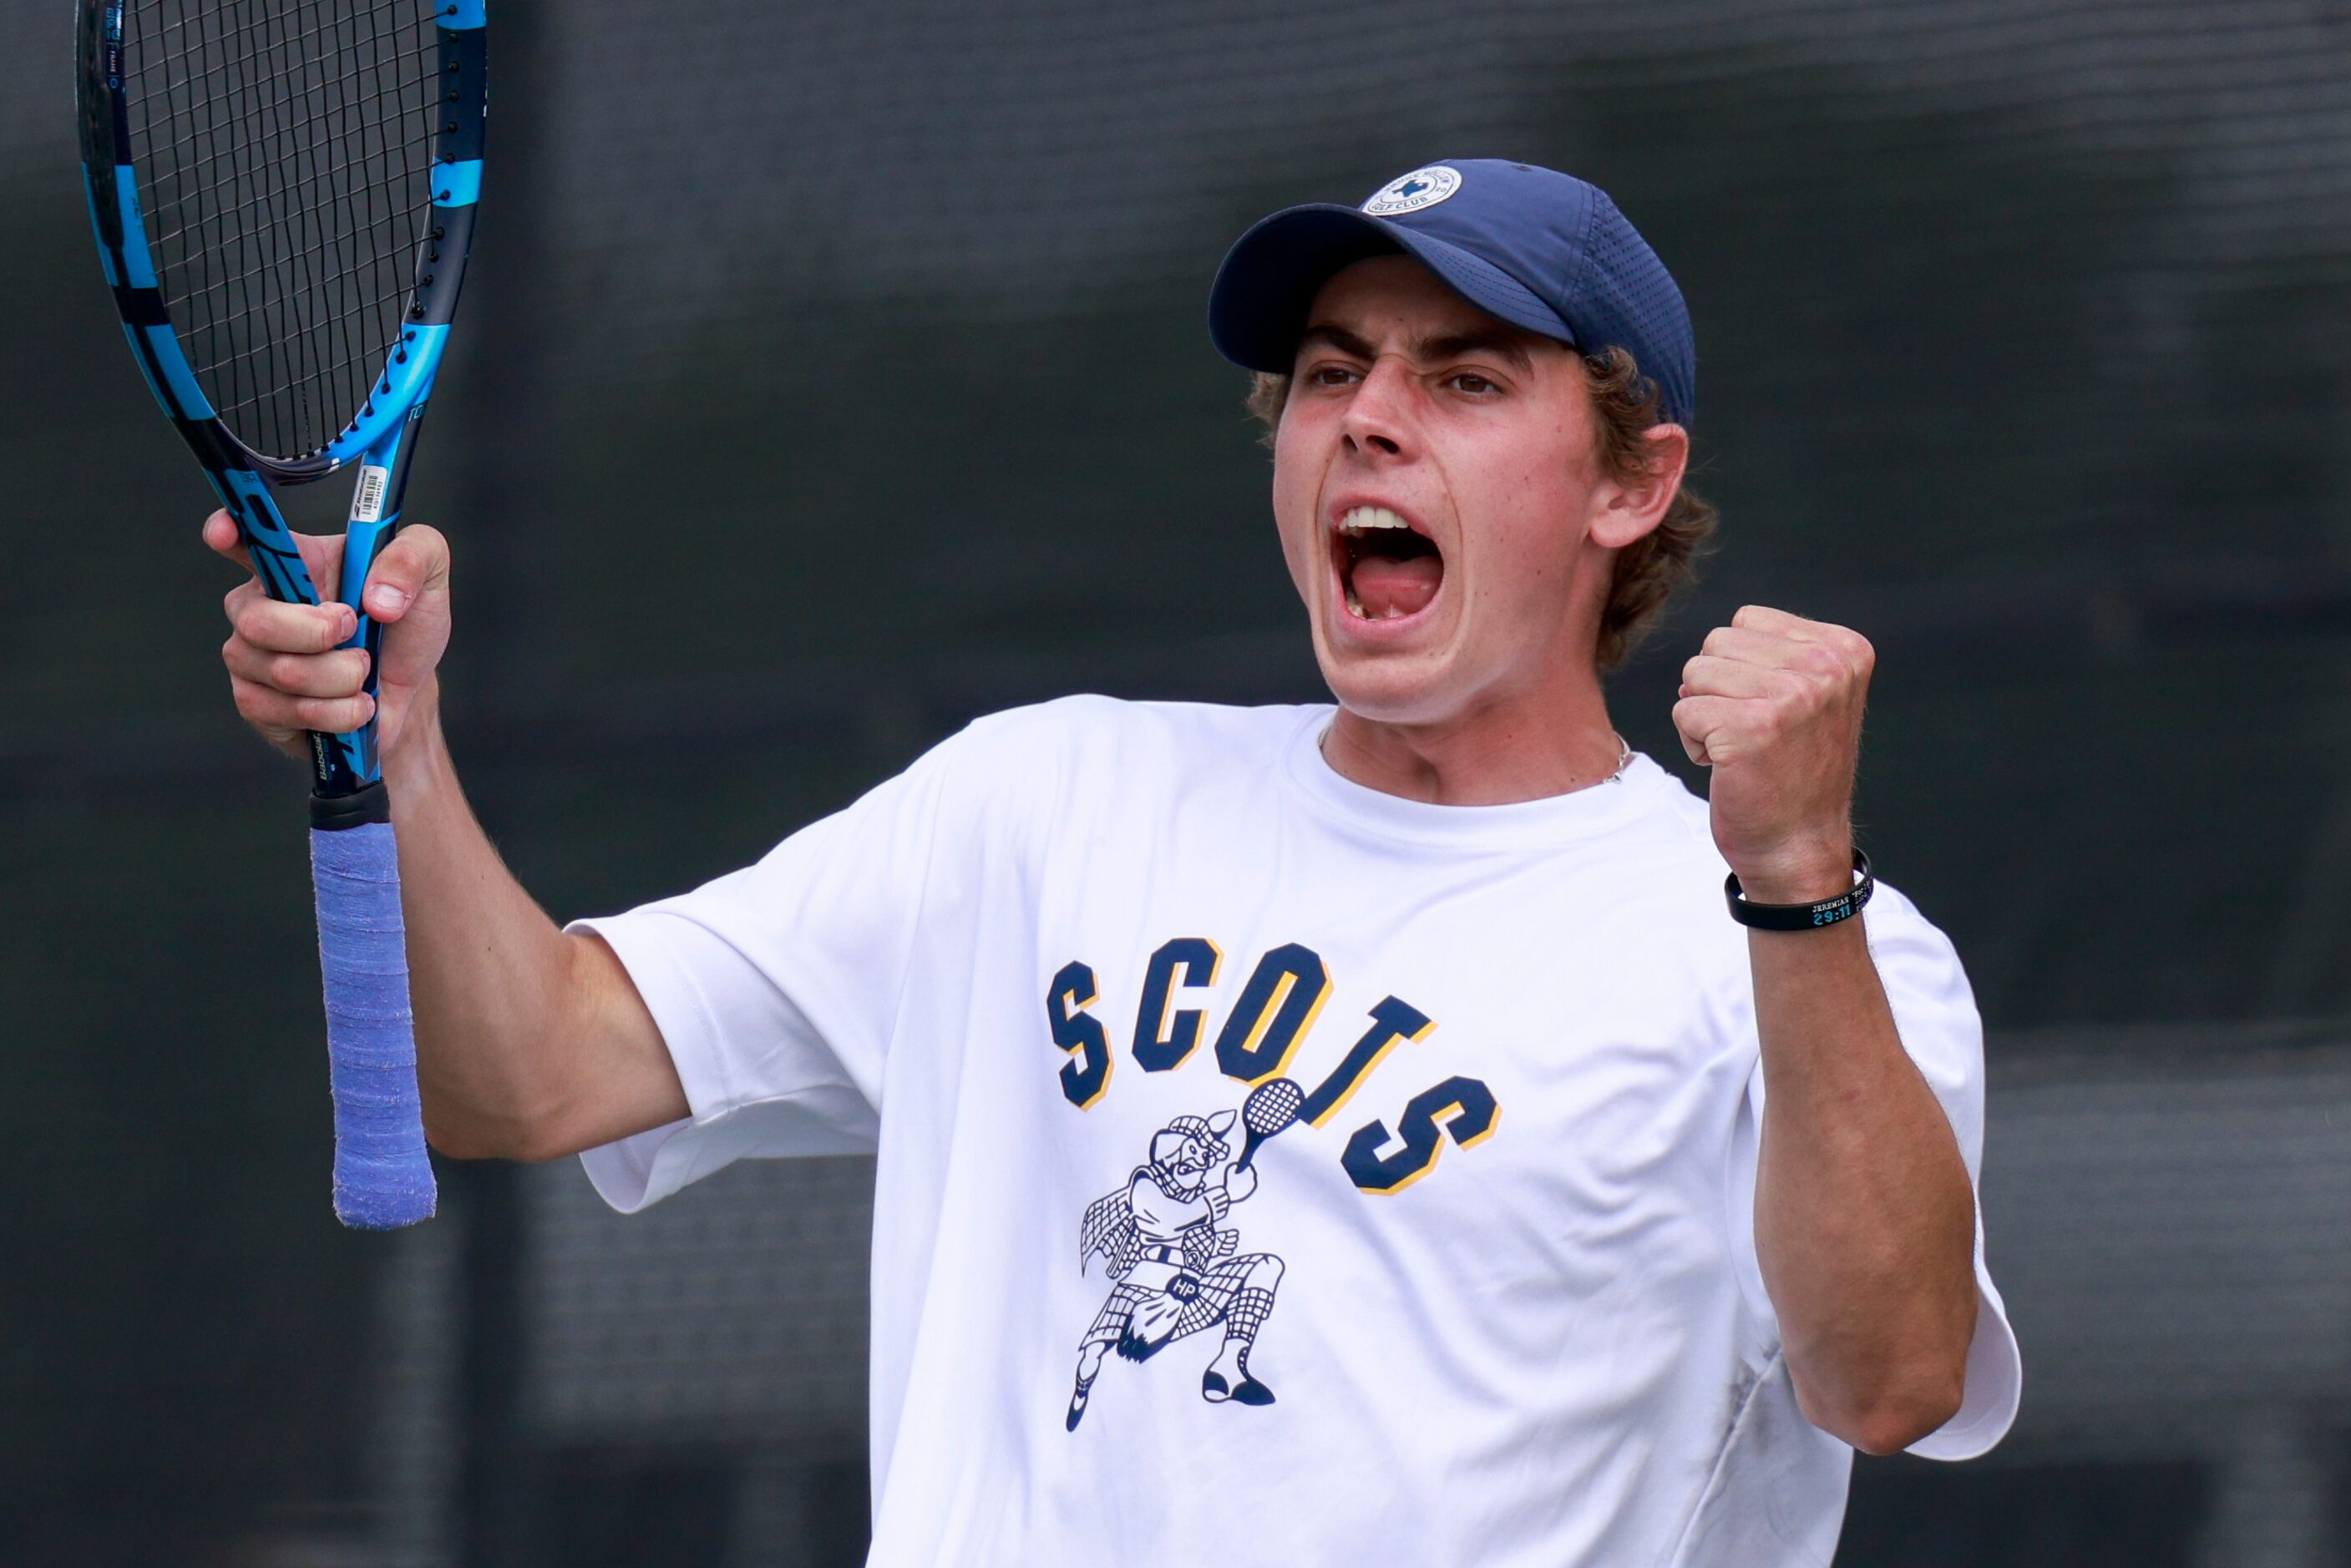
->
[1724,848,1873,931]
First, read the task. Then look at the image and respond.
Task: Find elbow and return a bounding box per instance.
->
[422,1112,513,1164]
[417,1019,590,1164]
[1842,1385,1965,1457]
[1790,1272,1981,1456]
[1806,1365,1968,1457]
[422,1119,478,1161]
[422,1101,575,1165]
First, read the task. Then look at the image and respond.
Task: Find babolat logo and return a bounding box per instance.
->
[1362,164,1462,216]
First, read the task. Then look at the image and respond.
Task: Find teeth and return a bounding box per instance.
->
[1341,592,1411,622]
[1338,504,1410,535]
[1339,506,1419,622]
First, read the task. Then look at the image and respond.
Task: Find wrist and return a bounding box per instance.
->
[382,679,449,797]
[1728,838,1856,905]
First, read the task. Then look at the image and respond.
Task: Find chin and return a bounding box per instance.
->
[1312,639,1467,726]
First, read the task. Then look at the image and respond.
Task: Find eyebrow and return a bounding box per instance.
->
[1295,321,1538,373]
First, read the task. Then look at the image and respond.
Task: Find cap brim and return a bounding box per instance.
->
[1208,202,1578,372]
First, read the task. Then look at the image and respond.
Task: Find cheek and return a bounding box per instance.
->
[1457,435,1596,601]
[1269,424,1325,581]
[1513,424,1596,534]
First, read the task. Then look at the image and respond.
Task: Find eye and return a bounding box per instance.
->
[1305,362,1361,387]
[1447,371,1500,395]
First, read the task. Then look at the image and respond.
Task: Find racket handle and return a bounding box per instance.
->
[310,785,436,1228]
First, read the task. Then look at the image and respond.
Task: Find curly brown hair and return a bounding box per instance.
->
[1244,345,1715,669]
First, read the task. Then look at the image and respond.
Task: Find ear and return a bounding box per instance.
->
[1588,423,1690,550]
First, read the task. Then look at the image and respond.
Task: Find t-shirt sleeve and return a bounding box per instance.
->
[1727,883,2023,1461]
[566,731,970,1214]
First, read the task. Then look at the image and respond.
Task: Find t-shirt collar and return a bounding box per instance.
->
[1281,706,1669,848]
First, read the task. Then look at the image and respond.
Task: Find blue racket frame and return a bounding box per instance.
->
[77,0,489,1227]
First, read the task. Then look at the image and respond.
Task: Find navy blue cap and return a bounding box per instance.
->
[1208,159,1695,428]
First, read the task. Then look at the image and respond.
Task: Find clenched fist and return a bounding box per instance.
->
[1672,604,1872,905]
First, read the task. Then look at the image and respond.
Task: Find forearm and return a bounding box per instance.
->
[1674,608,1974,1451]
[1749,909,1976,1455]
[383,685,676,1160]
[208,515,681,1156]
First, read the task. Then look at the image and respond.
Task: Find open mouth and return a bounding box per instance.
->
[1333,504,1444,622]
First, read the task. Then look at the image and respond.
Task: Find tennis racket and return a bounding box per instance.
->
[76,0,489,1228]
[1234,1077,1305,1171]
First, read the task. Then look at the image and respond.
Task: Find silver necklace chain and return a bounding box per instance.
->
[1320,726,1635,785]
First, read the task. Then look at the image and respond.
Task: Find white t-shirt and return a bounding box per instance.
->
[575,697,2020,1568]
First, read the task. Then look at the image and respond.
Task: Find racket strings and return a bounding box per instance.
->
[124,0,440,461]
[1243,1078,1305,1136]
[147,7,431,451]
[180,279,422,412]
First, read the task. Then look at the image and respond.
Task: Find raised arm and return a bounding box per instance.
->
[207,511,687,1161]
[1673,604,1977,1456]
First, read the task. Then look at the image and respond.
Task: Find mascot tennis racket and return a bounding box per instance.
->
[1234,1077,1305,1171]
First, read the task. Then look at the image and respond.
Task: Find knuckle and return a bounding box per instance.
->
[388,525,448,579]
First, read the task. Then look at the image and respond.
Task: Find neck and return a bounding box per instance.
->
[1320,667,1625,806]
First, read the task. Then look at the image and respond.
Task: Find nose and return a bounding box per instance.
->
[1340,356,1417,459]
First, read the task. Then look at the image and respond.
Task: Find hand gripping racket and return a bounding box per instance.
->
[1234,1077,1305,1172]
[77,0,489,1227]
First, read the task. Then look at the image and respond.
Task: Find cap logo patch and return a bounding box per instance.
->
[1362,164,1462,217]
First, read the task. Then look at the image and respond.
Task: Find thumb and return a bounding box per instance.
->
[362,524,451,623]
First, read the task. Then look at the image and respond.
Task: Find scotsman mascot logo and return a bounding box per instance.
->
[1064,1080,1304,1432]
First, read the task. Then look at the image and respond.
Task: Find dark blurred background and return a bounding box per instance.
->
[8,0,2351,1563]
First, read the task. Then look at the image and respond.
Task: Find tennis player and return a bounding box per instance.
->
[210,159,2019,1564]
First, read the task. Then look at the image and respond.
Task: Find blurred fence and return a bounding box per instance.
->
[5,0,2351,1563]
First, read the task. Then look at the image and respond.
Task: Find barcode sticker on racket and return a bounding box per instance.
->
[351,466,390,524]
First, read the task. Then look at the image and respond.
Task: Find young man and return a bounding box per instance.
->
[210,159,2019,1565]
